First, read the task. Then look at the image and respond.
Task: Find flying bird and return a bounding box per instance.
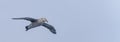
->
[12,17,56,34]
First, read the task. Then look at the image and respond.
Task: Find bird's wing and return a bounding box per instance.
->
[12,17,37,22]
[42,23,56,34]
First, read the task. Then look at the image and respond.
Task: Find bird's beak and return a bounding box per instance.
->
[46,19,48,23]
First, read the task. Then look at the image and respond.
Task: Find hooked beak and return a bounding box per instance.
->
[45,19,48,23]
[46,21,48,23]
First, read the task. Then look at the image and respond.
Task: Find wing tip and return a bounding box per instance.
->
[12,18,16,19]
[12,18,20,20]
[53,33,56,34]
[52,31,57,34]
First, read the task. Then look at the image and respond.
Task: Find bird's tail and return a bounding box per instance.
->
[25,26,29,31]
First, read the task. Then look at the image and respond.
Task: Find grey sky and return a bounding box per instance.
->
[0,0,120,42]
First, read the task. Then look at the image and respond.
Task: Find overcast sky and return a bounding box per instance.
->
[0,0,120,42]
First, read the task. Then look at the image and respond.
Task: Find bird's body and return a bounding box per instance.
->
[25,21,42,31]
[12,17,56,34]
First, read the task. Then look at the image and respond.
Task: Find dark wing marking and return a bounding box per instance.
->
[42,23,56,34]
[12,17,37,22]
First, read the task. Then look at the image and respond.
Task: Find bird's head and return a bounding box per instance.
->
[38,18,48,23]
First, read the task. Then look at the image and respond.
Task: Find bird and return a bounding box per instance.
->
[12,17,56,34]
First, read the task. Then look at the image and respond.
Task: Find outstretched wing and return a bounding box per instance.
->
[42,23,56,34]
[12,17,37,22]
